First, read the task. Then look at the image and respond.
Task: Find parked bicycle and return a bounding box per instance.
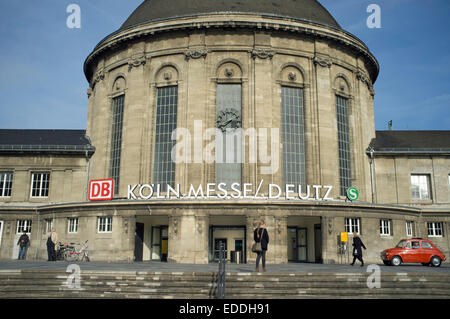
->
[63,240,90,262]
[56,242,74,261]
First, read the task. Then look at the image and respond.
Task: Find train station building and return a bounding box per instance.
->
[0,0,449,265]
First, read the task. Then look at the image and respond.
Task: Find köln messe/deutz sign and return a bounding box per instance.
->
[126,181,334,201]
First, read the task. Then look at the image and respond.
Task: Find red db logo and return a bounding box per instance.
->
[88,179,114,201]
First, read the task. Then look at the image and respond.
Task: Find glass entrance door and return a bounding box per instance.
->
[209,226,246,263]
[287,227,308,262]
[287,227,297,261]
[151,226,168,262]
[297,228,307,262]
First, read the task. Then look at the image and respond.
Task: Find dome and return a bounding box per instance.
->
[120,0,341,30]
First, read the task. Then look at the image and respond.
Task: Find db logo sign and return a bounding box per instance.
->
[88,179,114,201]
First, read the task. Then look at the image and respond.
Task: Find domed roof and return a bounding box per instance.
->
[120,0,341,30]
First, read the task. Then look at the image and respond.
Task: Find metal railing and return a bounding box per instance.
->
[217,242,226,299]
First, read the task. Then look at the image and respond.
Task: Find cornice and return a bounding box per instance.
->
[84,14,379,85]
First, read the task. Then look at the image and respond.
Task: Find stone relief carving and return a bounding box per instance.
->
[313,55,332,68]
[184,48,209,61]
[250,48,275,60]
[90,69,105,88]
[224,68,234,78]
[128,54,147,72]
[288,71,297,81]
[163,72,172,81]
[356,70,375,95]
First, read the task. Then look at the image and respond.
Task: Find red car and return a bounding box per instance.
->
[381,238,446,267]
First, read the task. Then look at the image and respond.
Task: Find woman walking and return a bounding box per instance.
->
[254,221,269,272]
[350,232,366,267]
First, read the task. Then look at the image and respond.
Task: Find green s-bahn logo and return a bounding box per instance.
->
[347,187,359,201]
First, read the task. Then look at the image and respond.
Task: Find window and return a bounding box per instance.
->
[98,216,112,233]
[336,96,351,196]
[427,222,443,237]
[30,172,50,197]
[110,94,125,195]
[68,218,78,233]
[411,174,431,200]
[345,218,360,234]
[216,83,242,188]
[281,86,305,186]
[406,221,414,237]
[153,86,178,191]
[44,219,53,233]
[17,220,32,233]
[0,172,13,197]
[411,241,420,249]
[380,219,391,236]
[422,241,433,249]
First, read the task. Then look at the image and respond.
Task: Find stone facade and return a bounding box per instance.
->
[1,5,449,265]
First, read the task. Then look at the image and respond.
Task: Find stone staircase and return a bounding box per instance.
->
[0,270,449,299]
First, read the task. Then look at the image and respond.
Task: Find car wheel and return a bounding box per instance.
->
[430,256,441,267]
[391,256,402,266]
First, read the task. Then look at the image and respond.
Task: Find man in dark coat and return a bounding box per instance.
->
[254,221,269,272]
[350,232,366,266]
[46,228,57,261]
[17,231,30,260]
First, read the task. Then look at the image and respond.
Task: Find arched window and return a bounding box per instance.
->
[279,66,306,186]
[110,76,126,195]
[153,66,179,191]
[215,62,243,188]
[334,76,351,196]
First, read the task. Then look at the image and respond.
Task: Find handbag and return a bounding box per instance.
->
[252,241,262,253]
[252,229,264,253]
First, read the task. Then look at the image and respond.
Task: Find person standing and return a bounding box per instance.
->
[350,232,366,267]
[17,231,30,260]
[47,228,58,261]
[254,221,269,272]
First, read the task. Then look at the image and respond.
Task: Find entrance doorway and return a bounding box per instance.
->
[151,226,168,262]
[209,226,246,263]
[134,222,144,261]
[287,227,307,262]
[314,224,322,263]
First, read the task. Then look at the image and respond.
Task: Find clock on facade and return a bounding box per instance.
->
[216,108,242,132]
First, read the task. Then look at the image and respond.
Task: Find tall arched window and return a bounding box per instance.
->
[334,75,352,197]
[153,66,179,191]
[336,94,351,195]
[110,76,126,195]
[280,66,306,187]
[215,62,243,188]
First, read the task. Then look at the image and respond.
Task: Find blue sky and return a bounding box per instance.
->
[0,0,449,131]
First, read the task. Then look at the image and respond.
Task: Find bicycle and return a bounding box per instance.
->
[56,242,70,261]
[64,240,90,262]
